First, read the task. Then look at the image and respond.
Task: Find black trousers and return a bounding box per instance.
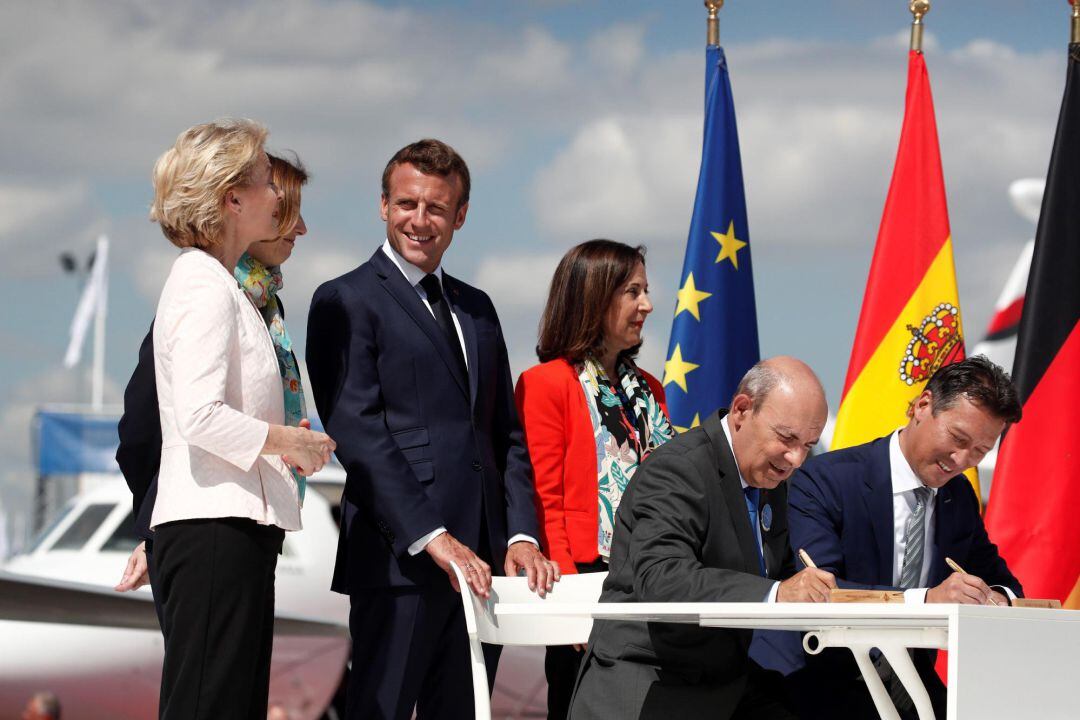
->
[151,517,284,720]
[347,581,502,720]
[545,558,607,720]
[783,648,946,720]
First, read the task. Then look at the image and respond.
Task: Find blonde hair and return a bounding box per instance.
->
[269,152,308,238]
[150,119,269,249]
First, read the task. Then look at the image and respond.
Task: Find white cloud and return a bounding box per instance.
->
[532,116,699,245]
[588,23,647,76]
[471,252,563,311]
[475,26,574,92]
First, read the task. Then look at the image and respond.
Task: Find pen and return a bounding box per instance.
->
[945,556,1000,606]
[798,548,817,569]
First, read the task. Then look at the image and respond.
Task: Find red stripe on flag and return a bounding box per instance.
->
[986,321,1080,602]
[985,297,1024,337]
[841,51,952,399]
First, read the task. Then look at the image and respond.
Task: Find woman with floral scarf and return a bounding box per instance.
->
[514,239,675,720]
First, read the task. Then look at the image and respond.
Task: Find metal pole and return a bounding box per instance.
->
[910,1,930,53]
[1072,0,1080,44]
[91,235,109,411]
[705,0,723,47]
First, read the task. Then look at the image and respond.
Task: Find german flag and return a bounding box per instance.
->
[832,50,975,495]
[984,44,1080,609]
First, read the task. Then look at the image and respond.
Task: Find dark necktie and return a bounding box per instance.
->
[743,486,767,576]
[419,273,467,379]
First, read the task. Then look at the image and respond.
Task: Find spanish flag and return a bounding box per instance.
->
[832,50,974,497]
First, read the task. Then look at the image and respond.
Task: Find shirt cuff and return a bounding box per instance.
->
[903,588,930,604]
[764,582,780,603]
[408,527,447,556]
[507,534,538,548]
[991,585,1018,603]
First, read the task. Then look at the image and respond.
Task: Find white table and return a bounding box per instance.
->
[495,602,1080,720]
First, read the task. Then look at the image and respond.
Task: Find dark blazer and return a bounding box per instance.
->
[753,434,1023,678]
[306,247,540,593]
[569,410,795,720]
[514,357,668,575]
[116,324,160,541]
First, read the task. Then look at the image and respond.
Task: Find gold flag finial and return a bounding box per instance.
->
[910,1,930,53]
[1071,0,1080,45]
[705,0,724,47]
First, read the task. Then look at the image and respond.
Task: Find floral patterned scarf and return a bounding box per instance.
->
[234,252,309,501]
[577,356,674,558]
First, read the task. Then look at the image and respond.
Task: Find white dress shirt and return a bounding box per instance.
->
[721,416,780,603]
[379,241,537,556]
[889,430,938,603]
[151,248,300,531]
[889,429,1015,604]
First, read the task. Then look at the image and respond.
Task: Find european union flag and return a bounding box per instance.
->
[663,45,759,431]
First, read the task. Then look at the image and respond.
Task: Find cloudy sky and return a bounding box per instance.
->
[0,0,1071,543]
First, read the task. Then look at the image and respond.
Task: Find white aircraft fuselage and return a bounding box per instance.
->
[0,480,350,720]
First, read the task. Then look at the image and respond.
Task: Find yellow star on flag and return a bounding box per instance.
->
[674,273,712,321]
[712,221,747,269]
[663,344,700,393]
[673,413,702,434]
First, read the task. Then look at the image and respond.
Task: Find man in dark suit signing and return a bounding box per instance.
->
[306,139,558,720]
[568,356,837,720]
[755,356,1024,719]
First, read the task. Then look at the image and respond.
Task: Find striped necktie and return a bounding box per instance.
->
[899,486,933,589]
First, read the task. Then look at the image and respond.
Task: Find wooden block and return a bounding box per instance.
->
[830,589,906,603]
[1011,598,1063,609]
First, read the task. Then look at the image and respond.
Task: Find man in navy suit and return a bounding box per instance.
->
[755,356,1024,719]
[306,139,558,720]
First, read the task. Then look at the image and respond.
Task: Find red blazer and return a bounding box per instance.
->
[514,358,668,575]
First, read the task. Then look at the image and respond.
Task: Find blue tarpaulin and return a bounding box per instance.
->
[35,410,121,475]
[33,408,329,475]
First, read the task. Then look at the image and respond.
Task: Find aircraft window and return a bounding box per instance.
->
[28,504,76,552]
[51,504,115,551]
[101,511,142,553]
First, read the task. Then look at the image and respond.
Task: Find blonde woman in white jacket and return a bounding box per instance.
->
[148,119,335,720]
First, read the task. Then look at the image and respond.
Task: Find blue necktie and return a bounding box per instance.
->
[743,486,767,576]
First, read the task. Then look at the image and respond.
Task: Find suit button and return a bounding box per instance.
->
[471,460,482,472]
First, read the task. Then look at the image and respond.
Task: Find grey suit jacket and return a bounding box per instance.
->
[569,410,796,720]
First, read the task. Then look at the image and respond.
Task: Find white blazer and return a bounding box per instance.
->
[151,248,301,531]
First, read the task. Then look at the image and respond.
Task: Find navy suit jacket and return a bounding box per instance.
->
[753,434,1022,675]
[116,324,160,542]
[306,247,540,594]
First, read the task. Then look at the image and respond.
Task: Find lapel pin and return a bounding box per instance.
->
[761,503,773,532]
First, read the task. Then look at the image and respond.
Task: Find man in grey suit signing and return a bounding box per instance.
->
[568,357,836,720]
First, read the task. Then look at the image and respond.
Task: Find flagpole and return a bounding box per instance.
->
[1071,0,1080,44]
[705,0,722,48]
[91,235,108,411]
[909,0,930,53]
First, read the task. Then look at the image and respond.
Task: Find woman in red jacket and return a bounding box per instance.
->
[515,239,675,719]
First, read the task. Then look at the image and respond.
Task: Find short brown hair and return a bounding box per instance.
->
[269,152,308,238]
[536,239,646,364]
[381,138,471,208]
[150,119,268,249]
